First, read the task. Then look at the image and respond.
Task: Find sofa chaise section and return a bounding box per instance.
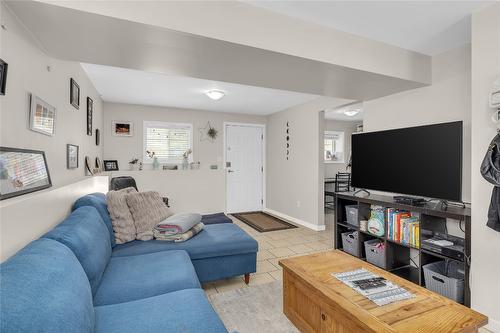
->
[74,193,258,283]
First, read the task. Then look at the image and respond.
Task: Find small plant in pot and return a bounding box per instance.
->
[129,158,139,171]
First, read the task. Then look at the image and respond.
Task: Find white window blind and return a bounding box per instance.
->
[143,121,192,163]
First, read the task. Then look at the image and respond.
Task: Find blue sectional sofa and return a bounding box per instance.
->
[1,193,258,333]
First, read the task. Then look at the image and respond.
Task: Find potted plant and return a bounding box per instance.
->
[129,158,139,171]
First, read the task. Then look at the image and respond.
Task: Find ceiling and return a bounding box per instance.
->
[245,1,492,55]
[81,63,320,115]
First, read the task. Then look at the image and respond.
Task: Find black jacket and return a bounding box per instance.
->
[482,134,500,232]
[487,187,500,232]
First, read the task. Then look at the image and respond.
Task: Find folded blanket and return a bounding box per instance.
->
[154,223,204,242]
[155,213,202,235]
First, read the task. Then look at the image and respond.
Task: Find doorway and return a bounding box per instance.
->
[224,123,265,213]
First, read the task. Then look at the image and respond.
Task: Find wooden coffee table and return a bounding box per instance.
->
[279,250,487,333]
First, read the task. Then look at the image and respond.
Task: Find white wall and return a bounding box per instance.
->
[363,46,472,202]
[0,176,108,261]
[470,4,500,331]
[103,103,266,213]
[266,99,339,230]
[0,4,103,189]
[324,120,361,178]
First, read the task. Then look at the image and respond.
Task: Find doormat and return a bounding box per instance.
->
[232,211,298,232]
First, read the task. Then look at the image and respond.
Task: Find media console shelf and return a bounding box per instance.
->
[334,192,472,307]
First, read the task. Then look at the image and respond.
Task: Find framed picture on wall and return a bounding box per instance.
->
[0,147,52,200]
[70,78,80,109]
[29,94,56,136]
[66,144,79,169]
[112,121,133,137]
[0,58,8,95]
[103,160,119,171]
[95,128,100,146]
[86,97,93,135]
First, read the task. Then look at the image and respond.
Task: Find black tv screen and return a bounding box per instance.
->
[351,121,462,201]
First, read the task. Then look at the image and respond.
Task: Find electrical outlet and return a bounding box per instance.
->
[296,200,301,207]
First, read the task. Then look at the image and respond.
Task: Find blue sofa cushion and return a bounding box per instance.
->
[73,193,116,247]
[201,213,233,225]
[94,250,201,306]
[43,206,111,295]
[95,289,227,333]
[112,223,258,259]
[0,238,94,333]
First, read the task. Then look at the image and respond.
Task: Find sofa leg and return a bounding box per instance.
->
[244,273,250,284]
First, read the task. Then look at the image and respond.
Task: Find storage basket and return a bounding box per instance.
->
[423,261,464,303]
[364,239,386,269]
[341,231,359,257]
[345,205,359,226]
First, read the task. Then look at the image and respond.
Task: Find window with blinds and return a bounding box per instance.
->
[143,121,193,163]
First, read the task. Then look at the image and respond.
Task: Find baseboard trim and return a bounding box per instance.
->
[263,208,326,231]
[485,318,500,332]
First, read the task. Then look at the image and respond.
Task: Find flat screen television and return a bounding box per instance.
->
[351,121,463,201]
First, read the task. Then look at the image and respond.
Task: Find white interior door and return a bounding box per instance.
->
[225,124,264,213]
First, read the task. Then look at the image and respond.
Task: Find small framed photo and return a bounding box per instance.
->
[86,97,93,135]
[30,94,56,136]
[0,147,52,200]
[0,58,7,95]
[103,160,119,171]
[70,78,80,109]
[112,121,133,137]
[66,144,79,169]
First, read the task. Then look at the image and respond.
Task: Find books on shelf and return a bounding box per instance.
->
[387,208,420,248]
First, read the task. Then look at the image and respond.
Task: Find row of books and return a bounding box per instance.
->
[387,208,420,248]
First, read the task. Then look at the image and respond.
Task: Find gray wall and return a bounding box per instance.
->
[0,4,104,189]
[470,4,500,331]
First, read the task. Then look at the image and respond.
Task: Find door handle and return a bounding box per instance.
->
[228,170,235,173]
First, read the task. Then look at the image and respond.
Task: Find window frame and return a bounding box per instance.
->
[324,130,345,164]
[143,120,193,164]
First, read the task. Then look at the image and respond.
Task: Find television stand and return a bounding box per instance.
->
[353,188,370,196]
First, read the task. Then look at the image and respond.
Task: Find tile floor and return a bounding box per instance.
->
[202,213,336,296]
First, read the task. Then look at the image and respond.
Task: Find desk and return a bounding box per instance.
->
[279,250,487,333]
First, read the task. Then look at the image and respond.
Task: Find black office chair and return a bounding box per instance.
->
[335,172,351,192]
[109,176,169,207]
[109,176,138,191]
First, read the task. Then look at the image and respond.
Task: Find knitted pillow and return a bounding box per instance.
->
[126,191,173,241]
[106,187,137,244]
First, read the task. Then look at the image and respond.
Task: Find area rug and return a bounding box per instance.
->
[232,211,298,232]
[209,281,299,333]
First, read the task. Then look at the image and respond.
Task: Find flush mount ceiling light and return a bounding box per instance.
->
[205,89,225,101]
[343,108,361,117]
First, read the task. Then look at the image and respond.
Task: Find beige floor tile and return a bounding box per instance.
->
[271,239,294,248]
[266,232,291,241]
[269,270,283,281]
[267,257,283,270]
[478,328,492,333]
[306,241,331,251]
[288,243,314,254]
[320,239,334,247]
[257,249,276,261]
[258,240,275,250]
[247,272,276,286]
[268,247,295,258]
[213,277,248,293]
[257,260,279,273]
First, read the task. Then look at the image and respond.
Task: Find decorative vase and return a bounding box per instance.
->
[152,157,160,170]
[182,157,189,170]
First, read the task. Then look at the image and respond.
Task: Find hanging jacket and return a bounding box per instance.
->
[481,134,500,232]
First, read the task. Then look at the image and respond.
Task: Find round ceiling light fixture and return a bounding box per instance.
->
[343,108,361,117]
[205,89,225,101]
